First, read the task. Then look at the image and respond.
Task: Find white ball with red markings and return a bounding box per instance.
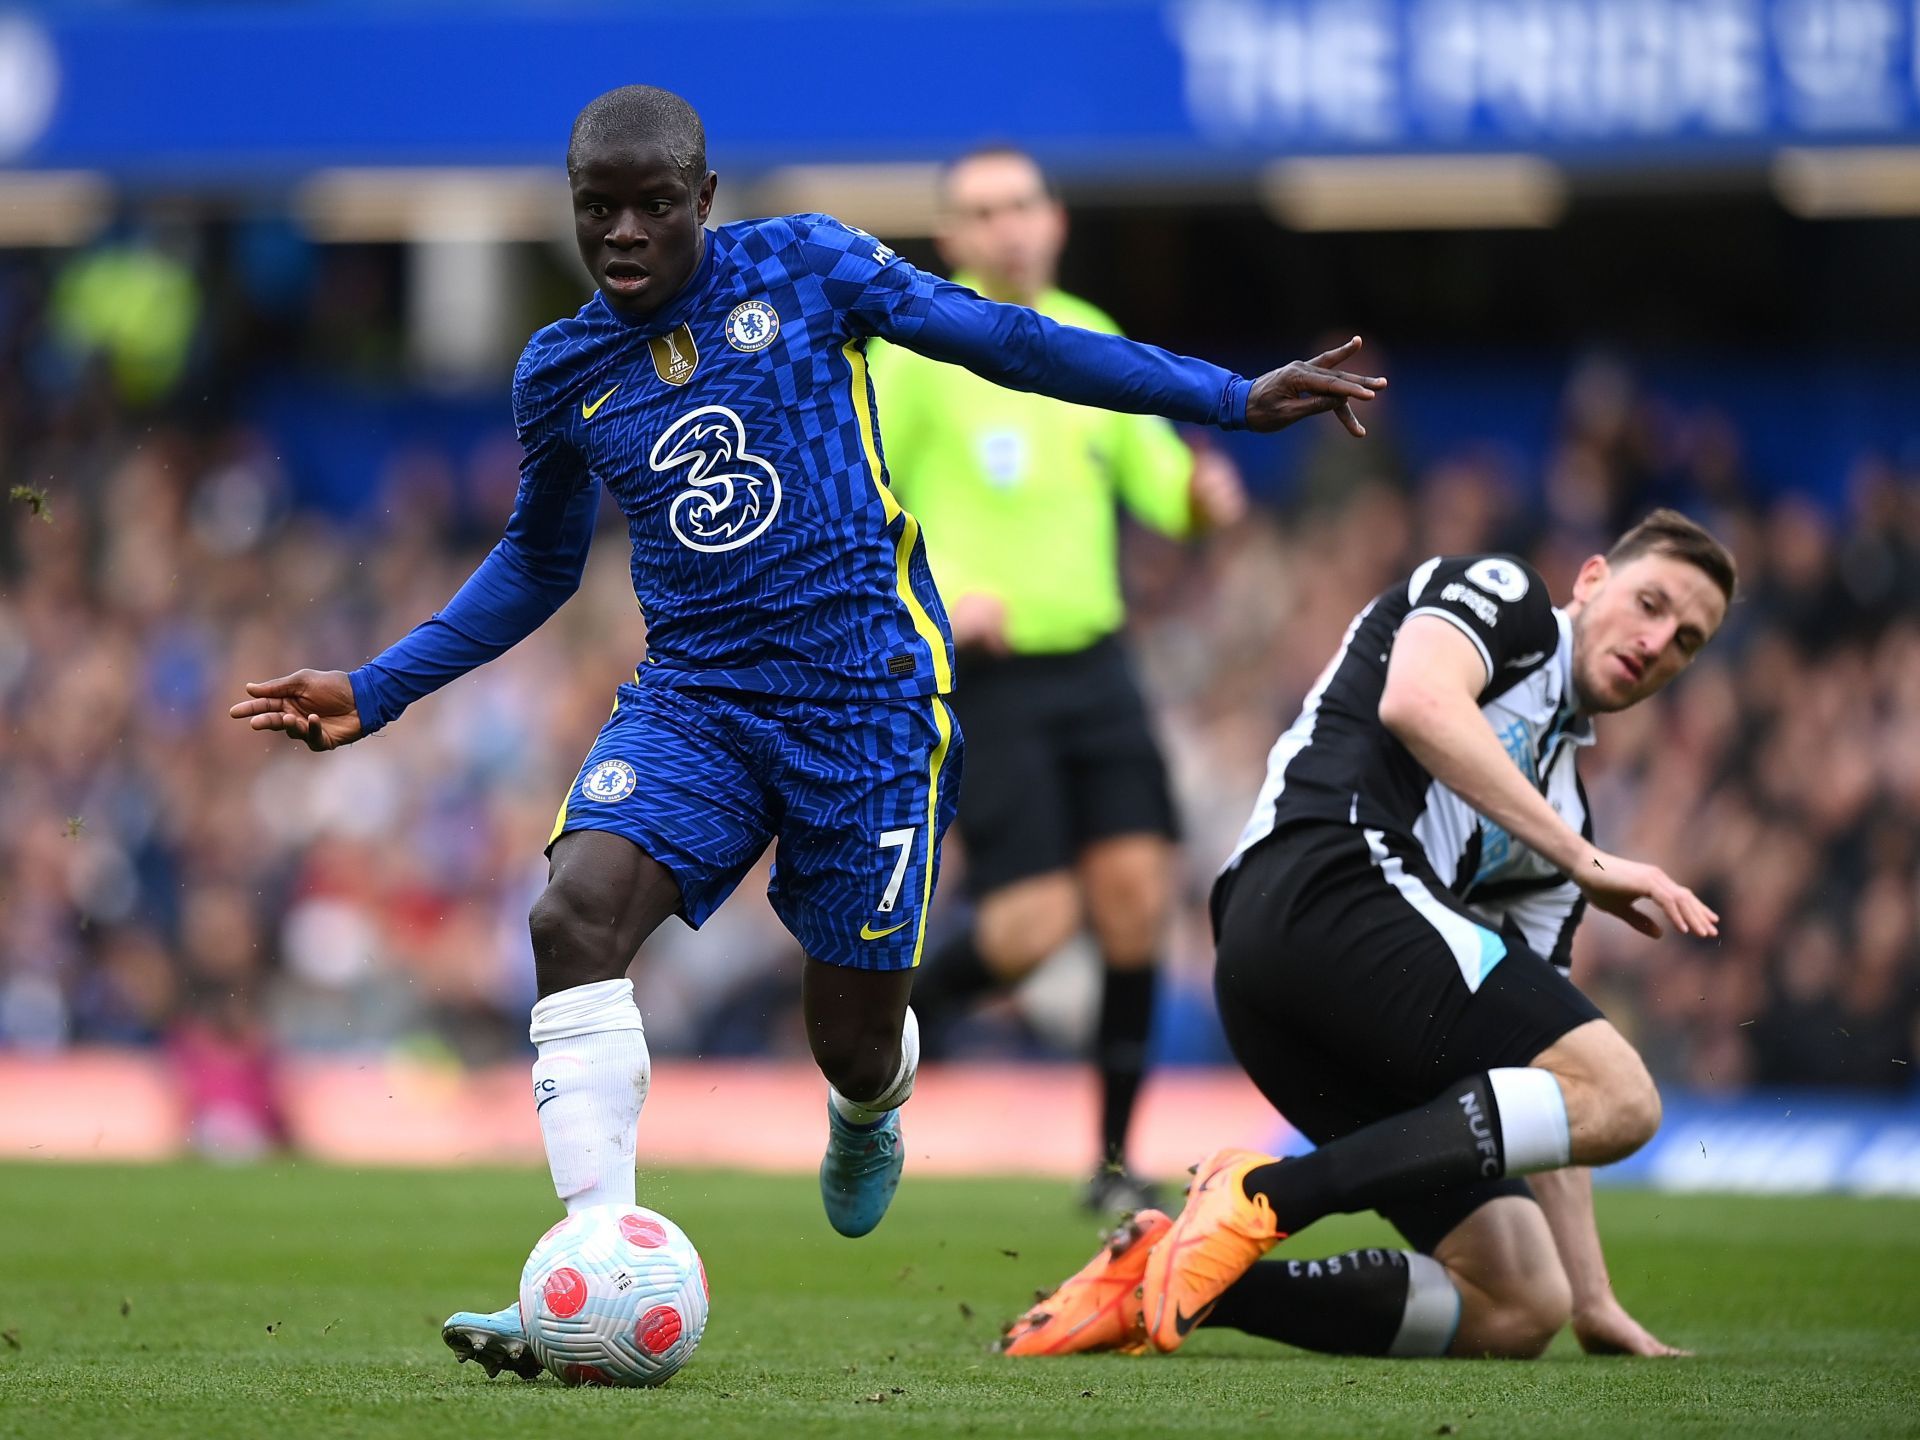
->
[518,1204,709,1387]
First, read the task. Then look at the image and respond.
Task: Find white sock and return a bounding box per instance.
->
[1387,1252,1463,1357]
[529,978,649,1212]
[829,1007,919,1127]
[1488,1067,1573,1173]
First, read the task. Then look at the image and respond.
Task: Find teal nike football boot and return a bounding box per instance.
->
[442,1302,542,1379]
[819,1103,904,1238]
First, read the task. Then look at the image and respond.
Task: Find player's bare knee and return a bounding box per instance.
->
[1080,840,1170,963]
[528,881,618,993]
[1475,1298,1563,1360]
[977,878,1080,975]
[1609,1061,1663,1158]
[1085,885,1167,968]
[815,1038,901,1103]
[1530,1256,1574,1340]
[528,880,588,950]
[1537,1022,1662,1164]
[1563,1056,1660,1163]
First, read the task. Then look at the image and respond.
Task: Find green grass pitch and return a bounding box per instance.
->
[1,1162,1916,1439]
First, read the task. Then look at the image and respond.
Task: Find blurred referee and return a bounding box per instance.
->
[872,146,1245,1212]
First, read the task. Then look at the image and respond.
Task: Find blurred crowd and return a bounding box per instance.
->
[2,239,1916,1161]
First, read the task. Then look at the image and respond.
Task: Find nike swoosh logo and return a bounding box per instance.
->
[860,919,909,941]
[581,384,620,420]
[1173,1304,1210,1338]
[535,1093,559,1112]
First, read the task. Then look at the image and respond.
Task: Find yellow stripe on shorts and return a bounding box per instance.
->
[910,696,954,967]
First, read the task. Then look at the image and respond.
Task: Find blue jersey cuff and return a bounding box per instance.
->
[1219,375,1252,430]
[348,666,389,736]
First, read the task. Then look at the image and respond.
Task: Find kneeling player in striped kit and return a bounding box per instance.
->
[1005,510,1734,1360]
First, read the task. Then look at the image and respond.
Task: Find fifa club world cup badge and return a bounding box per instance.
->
[723,300,780,353]
[650,324,699,386]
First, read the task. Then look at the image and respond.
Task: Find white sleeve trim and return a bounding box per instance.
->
[1407,555,1442,604]
[1404,605,1492,690]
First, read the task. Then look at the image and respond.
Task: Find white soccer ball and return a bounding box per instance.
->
[518,1204,709,1387]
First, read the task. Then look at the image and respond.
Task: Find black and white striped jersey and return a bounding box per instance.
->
[1225,553,1595,969]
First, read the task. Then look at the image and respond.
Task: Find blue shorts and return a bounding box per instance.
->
[548,676,961,971]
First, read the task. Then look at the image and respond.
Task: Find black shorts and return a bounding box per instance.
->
[948,636,1177,897]
[1210,819,1604,1253]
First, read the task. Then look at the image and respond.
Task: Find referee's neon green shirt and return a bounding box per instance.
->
[869,278,1195,657]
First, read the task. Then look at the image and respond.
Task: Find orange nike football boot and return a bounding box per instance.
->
[1000,1208,1172,1357]
[1140,1147,1285,1353]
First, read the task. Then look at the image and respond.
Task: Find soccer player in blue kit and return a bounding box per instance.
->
[229,86,1386,1379]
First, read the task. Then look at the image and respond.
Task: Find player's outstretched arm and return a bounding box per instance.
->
[229,669,363,752]
[230,476,599,751]
[895,279,1383,434]
[1529,1167,1692,1357]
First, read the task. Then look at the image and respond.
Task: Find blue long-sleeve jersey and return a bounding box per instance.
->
[350,214,1250,729]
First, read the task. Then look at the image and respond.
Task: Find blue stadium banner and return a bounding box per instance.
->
[1261,1092,1920,1194]
[2,0,1919,176]
[1600,1093,1920,1196]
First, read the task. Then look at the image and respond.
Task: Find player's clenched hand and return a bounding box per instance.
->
[1576,850,1719,940]
[1574,1294,1693,1358]
[1188,446,1248,530]
[1243,336,1387,437]
[228,669,364,752]
[948,592,1011,656]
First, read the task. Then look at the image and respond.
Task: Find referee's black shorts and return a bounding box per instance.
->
[948,635,1177,898]
[1209,818,1604,1254]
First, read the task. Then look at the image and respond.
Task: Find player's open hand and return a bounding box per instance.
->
[1574,1294,1693,1357]
[1243,337,1387,437]
[1577,850,1719,941]
[229,669,364,752]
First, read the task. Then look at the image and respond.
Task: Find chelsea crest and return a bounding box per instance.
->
[583,758,637,803]
[724,300,780,353]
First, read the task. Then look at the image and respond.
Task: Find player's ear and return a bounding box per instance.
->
[1571,554,1610,604]
[696,171,717,222]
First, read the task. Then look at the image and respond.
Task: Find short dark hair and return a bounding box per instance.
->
[568,86,707,186]
[1606,508,1737,603]
[941,143,1057,202]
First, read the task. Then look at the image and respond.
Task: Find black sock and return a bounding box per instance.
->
[1203,1249,1455,1356]
[910,927,999,1058]
[1095,966,1154,1168]
[1242,1074,1507,1232]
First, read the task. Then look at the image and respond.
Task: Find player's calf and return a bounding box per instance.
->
[1436,1197,1573,1359]
[807,964,921,1238]
[1455,1284,1571,1360]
